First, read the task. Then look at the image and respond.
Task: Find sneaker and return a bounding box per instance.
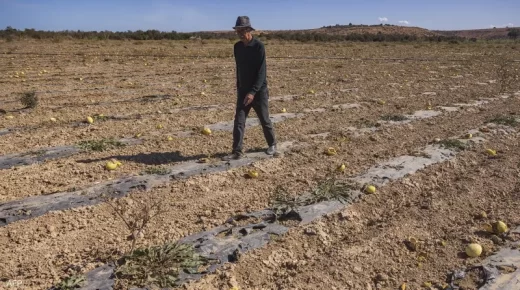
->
[266,145,277,155]
[221,152,243,161]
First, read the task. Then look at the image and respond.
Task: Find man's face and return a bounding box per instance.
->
[235,27,250,40]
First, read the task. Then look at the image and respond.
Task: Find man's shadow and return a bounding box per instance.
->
[76,150,209,166]
[76,146,269,166]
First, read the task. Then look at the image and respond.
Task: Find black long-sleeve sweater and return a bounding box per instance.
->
[233,37,267,96]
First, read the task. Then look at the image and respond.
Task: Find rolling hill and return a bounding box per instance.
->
[434,27,518,39]
[199,24,519,40]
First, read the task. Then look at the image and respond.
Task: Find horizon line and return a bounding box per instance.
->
[3,24,518,34]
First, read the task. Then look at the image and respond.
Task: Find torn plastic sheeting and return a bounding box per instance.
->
[453,100,490,107]
[438,106,460,112]
[350,144,456,187]
[0,128,10,136]
[270,94,300,101]
[0,141,294,227]
[479,241,520,290]
[0,138,142,170]
[79,199,353,289]
[375,110,443,126]
[225,209,278,224]
[295,200,352,225]
[176,222,289,285]
[0,146,80,170]
[0,175,152,226]
[448,226,520,290]
[331,103,362,110]
[405,109,442,120]
[447,266,497,290]
[167,146,288,180]
[303,108,327,113]
[79,198,365,289]
[78,220,289,290]
[71,262,115,290]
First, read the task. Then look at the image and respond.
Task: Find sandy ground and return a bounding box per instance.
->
[0,39,519,289]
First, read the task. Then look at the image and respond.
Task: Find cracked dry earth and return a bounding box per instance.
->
[0,39,519,289]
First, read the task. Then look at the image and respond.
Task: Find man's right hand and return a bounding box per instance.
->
[243,93,254,106]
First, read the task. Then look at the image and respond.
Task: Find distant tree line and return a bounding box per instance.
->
[0,26,196,40]
[258,31,465,42]
[0,26,501,43]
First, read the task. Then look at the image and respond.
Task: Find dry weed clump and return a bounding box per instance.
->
[104,193,165,253]
[269,177,358,219]
[488,114,520,127]
[103,192,215,288]
[438,139,469,151]
[114,242,212,288]
[77,138,125,152]
[52,275,86,290]
[20,91,38,109]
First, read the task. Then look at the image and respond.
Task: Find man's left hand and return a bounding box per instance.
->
[243,93,254,106]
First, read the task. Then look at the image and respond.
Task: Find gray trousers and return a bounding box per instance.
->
[232,89,276,153]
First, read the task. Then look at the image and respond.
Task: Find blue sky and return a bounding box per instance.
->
[0,0,518,32]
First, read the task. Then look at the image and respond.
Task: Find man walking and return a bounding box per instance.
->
[222,16,276,161]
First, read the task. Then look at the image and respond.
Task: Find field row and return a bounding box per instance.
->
[0,88,514,204]
[1,87,518,288]
[0,41,519,289]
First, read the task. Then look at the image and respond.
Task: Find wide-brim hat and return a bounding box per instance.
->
[233,16,255,30]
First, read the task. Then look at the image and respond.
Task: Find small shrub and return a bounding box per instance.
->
[105,192,167,253]
[143,167,171,175]
[77,138,125,152]
[355,118,378,128]
[489,115,519,127]
[20,91,38,108]
[115,242,213,287]
[53,275,85,290]
[438,139,467,151]
[270,178,357,219]
[381,114,408,122]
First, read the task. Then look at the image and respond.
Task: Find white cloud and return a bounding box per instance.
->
[378,17,388,23]
[398,20,410,25]
[506,23,514,27]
